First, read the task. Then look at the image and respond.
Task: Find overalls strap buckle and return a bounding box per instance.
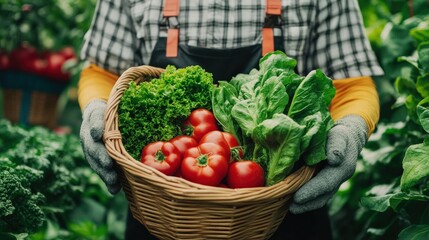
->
[163,0,180,57]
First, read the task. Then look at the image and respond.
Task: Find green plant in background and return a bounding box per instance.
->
[0,120,127,240]
[330,1,429,239]
[0,0,97,133]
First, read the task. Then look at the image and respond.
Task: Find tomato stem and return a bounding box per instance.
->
[155,150,165,162]
[196,154,209,166]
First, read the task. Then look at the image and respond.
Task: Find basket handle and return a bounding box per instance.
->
[103,65,164,163]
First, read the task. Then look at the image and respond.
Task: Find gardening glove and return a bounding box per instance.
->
[80,100,121,194]
[289,115,368,214]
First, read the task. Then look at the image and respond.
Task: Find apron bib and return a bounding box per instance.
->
[148,0,284,82]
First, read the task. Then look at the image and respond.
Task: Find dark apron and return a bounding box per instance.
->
[124,9,333,240]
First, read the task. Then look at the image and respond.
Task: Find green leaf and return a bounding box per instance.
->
[259,50,297,74]
[0,233,28,240]
[360,194,394,212]
[398,55,420,70]
[418,42,429,74]
[395,76,418,96]
[253,113,306,186]
[416,74,429,98]
[231,99,258,137]
[256,76,289,123]
[406,94,423,123]
[417,97,429,133]
[211,81,241,141]
[401,143,429,191]
[398,225,429,240]
[288,69,336,164]
[410,28,429,44]
[361,192,429,212]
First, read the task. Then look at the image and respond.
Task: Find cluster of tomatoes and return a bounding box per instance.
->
[140,108,265,188]
[0,43,76,82]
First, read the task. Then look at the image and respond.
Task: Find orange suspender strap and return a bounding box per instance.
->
[163,0,180,57]
[266,0,282,15]
[262,0,281,56]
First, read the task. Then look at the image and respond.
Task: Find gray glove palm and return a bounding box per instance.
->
[80,100,121,194]
[289,115,368,214]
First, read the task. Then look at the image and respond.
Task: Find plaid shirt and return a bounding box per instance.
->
[81,0,384,79]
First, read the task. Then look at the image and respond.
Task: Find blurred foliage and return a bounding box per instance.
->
[0,120,127,240]
[330,1,429,239]
[0,0,96,52]
[0,0,97,134]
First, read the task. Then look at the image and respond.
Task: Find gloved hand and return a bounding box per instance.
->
[289,115,368,214]
[80,100,121,194]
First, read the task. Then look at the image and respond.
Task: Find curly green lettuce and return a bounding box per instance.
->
[118,65,215,159]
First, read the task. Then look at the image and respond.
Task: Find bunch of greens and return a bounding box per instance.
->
[0,120,128,240]
[0,119,86,238]
[118,65,215,159]
[329,13,429,239]
[212,51,336,186]
[358,25,429,238]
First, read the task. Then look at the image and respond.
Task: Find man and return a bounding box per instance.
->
[79,0,383,239]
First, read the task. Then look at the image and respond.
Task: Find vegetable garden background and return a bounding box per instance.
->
[0,0,428,239]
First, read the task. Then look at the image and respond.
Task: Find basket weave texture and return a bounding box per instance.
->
[104,65,316,240]
[0,71,67,129]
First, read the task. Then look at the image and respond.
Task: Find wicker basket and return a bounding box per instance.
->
[103,65,316,240]
[0,71,67,129]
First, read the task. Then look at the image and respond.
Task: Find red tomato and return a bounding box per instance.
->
[0,52,11,70]
[184,109,218,141]
[227,161,265,188]
[10,44,38,71]
[141,141,181,176]
[169,135,198,156]
[44,52,69,81]
[59,46,76,60]
[185,142,230,161]
[26,57,48,76]
[181,143,229,186]
[200,130,243,161]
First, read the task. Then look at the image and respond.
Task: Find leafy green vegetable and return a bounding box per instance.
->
[398,225,429,240]
[253,114,306,185]
[288,69,336,165]
[400,142,429,190]
[0,120,87,236]
[118,65,214,159]
[0,159,45,234]
[212,51,336,185]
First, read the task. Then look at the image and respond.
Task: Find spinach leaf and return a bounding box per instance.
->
[211,81,241,143]
[253,113,306,186]
[400,142,429,191]
[231,74,288,137]
[212,51,335,185]
[288,69,336,165]
[398,225,429,240]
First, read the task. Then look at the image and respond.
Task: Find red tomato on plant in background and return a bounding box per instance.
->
[141,141,181,176]
[200,130,243,161]
[9,44,38,71]
[25,57,48,77]
[181,142,229,186]
[184,108,218,141]
[227,161,265,188]
[0,52,11,70]
[169,135,198,156]
[59,46,76,60]
[44,51,69,81]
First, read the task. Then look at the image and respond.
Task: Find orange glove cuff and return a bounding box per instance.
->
[330,76,380,135]
[77,64,119,110]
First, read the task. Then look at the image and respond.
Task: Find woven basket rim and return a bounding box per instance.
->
[103,65,316,205]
